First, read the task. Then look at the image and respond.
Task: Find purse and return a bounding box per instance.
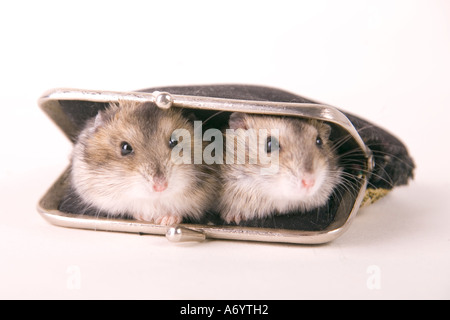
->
[37,84,414,244]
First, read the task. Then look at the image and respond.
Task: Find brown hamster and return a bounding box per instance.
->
[219,112,342,224]
[69,100,218,225]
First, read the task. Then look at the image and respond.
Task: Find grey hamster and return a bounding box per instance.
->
[68,100,218,225]
[219,112,342,224]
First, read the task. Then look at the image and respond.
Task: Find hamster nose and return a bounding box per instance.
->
[301,178,315,189]
[153,176,168,192]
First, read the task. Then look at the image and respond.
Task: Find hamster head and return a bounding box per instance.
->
[71,100,213,223]
[221,113,342,221]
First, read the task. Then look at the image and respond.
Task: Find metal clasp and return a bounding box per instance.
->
[166,226,206,242]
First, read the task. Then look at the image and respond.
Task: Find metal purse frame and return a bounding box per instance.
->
[37,88,373,244]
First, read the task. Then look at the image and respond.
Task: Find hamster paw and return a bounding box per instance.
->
[223,213,244,225]
[155,214,182,226]
[134,213,181,226]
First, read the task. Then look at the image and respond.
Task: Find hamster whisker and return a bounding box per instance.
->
[329,134,356,153]
[339,165,395,189]
[331,179,360,205]
[364,146,415,170]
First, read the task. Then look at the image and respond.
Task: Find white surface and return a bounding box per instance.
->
[1,0,449,299]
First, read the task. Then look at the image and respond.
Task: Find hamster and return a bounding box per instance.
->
[219,112,342,224]
[67,100,218,226]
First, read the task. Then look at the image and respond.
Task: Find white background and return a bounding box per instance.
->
[1,0,449,299]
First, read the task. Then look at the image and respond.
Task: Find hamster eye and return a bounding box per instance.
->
[120,141,134,156]
[316,136,323,147]
[168,137,178,149]
[265,136,280,153]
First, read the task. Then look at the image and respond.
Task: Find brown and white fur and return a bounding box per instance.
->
[70,100,217,226]
[219,112,342,224]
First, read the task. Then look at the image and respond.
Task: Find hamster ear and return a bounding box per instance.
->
[228,112,248,130]
[185,111,198,122]
[91,108,112,132]
[93,111,104,129]
[321,122,332,140]
[311,119,332,140]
